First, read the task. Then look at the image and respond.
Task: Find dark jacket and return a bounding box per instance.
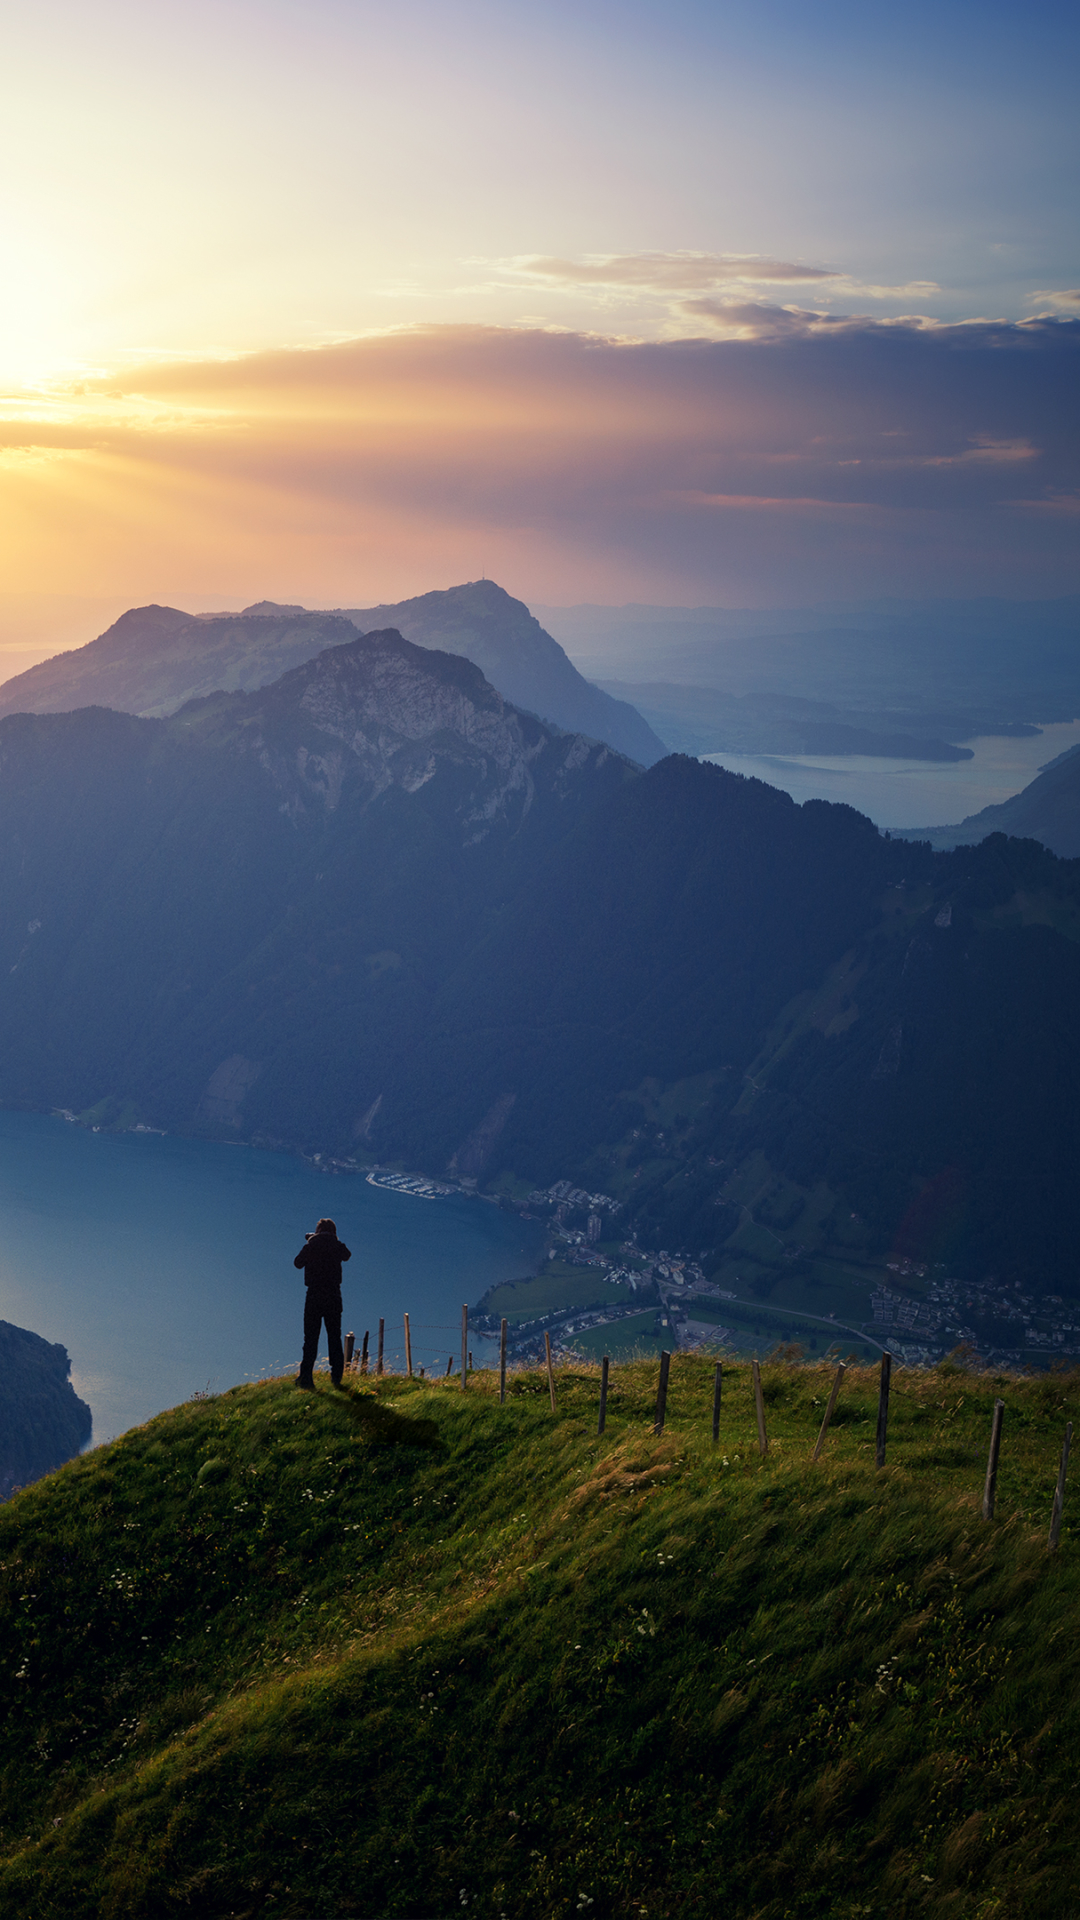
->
[294,1231,351,1293]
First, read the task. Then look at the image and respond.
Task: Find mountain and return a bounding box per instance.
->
[0,581,667,767]
[0,626,634,1154]
[538,594,1080,739]
[594,678,974,760]
[0,605,359,721]
[0,1322,91,1498]
[0,623,1078,1291]
[893,743,1080,857]
[0,1356,1074,1917]
[337,580,667,764]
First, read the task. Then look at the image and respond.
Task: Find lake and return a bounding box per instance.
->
[702,718,1080,830]
[0,1111,544,1445]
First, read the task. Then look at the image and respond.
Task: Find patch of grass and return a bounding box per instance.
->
[481,1266,634,1325]
[564,1310,665,1361]
[0,1360,1079,1917]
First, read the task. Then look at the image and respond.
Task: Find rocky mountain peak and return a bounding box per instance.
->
[178,625,628,837]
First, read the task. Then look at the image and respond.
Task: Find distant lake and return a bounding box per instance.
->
[702,718,1080,830]
[0,1112,544,1446]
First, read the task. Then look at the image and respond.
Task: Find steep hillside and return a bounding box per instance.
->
[340,580,667,764]
[0,582,666,767]
[895,745,1080,858]
[581,826,1080,1290]
[0,1357,1077,1918]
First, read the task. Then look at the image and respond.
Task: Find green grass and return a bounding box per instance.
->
[1,1358,1080,1917]
[564,1310,665,1361]
[481,1265,634,1325]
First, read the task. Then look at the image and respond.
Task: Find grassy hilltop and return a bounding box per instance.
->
[1,1358,1079,1918]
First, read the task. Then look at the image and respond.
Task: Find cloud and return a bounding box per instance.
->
[1029,289,1080,314]
[679,298,827,338]
[0,316,1077,608]
[507,254,941,307]
[514,252,841,290]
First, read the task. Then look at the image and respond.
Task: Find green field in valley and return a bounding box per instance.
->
[562,1309,665,1361]
[479,1262,639,1326]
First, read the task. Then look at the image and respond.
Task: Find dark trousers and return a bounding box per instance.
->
[301,1289,344,1385]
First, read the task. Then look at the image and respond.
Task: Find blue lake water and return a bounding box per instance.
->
[702,718,1080,830]
[0,1112,544,1446]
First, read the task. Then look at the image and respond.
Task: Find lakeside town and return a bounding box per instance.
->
[315,1155,1080,1372]
[474,1181,1080,1372]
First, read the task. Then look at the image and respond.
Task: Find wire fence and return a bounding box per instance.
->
[233,1316,1076,1551]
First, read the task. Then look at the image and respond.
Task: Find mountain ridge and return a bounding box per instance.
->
[0,581,667,767]
[0,621,1077,1288]
[0,1356,1074,1916]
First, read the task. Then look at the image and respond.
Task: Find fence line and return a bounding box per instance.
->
[290,1323,1075,1545]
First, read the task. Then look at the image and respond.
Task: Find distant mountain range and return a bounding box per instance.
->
[894,744,1080,858]
[0,620,1077,1293]
[539,594,1080,743]
[595,679,975,762]
[0,580,666,768]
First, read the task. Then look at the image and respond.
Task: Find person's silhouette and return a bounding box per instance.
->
[293,1216,351,1387]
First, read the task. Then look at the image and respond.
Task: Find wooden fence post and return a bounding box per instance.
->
[875,1351,892,1469]
[404,1312,413,1378]
[712,1362,723,1443]
[982,1398,1005,1520]
[344,1331,355,1370]
[376,1318,385,1378]
[598,1355,610,1436]
[461,1305,468,1391]
[1049,1422,1073,1550]
[812,1362,846,1463]
[445,1353,454,1377]
[359,1330,369,1375]
[752,1359,768,1457]
[654,1351,671,1436]
[544,1331,557,1412]
[499,1319,508,1404]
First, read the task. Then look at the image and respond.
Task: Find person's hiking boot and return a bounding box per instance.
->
[295,1374,314,1390]
[331,1375,345,1389]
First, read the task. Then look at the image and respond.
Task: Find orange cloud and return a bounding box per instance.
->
[0,319,1076,634]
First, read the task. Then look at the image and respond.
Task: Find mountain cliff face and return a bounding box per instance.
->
[177,625,601,835]
[0,1322,92,1498]
[0,580,667,767]
[339,581,667,766]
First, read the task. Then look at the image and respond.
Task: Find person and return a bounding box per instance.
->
[293,1216,351,1388]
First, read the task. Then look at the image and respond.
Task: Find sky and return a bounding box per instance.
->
[1,0,1078,651]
